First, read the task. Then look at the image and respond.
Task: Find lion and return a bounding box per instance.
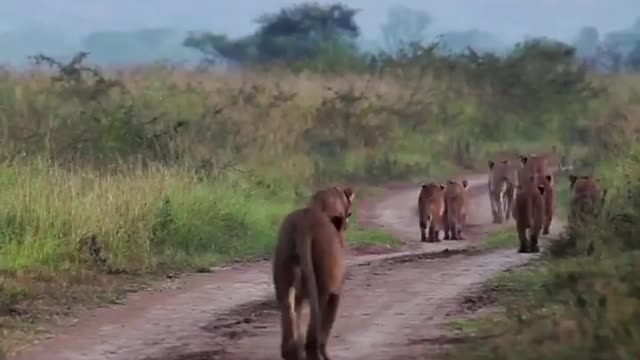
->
[568,175,606,233]
[488,160,517,224]
[518,154,554,235]
[443,179,469,240]
[512,176,546,253]
[418,182,446,242]
[272,207,347,360]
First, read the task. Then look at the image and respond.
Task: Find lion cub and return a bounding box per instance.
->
[418,182,446,242]
[443,179,469,240]
[512,176,546,253]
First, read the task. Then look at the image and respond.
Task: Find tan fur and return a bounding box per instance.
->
[518,154,554,235]
[443,179,469,240]
[308,186,355,231]
[512,176,546,253]
[568,175,605,233]
[273,207,346,360]
[308,187,355,248]
[418,182,446,242]
[488,160,517,224]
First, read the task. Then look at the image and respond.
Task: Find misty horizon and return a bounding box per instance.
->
[1,0,639,66]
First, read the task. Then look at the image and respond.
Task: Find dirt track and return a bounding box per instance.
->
[12,173,560,360]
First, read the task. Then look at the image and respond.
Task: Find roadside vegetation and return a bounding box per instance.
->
[1,2,637,356]
[448,74,640,360]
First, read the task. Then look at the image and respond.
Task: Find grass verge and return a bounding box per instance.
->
[476,228,516,251]
[446,144,640,360]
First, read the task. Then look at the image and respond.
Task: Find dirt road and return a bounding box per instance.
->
[12,173,560,360]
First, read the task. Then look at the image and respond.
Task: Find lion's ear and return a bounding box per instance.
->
[462,179,469,189]
[520,155,528,165]
[488,160,495,169]
[439,184,446,191]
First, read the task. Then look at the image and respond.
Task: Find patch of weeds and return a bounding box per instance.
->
[446,315,509,339]
[348,227,399,248]
[346,203,400,249]
[487,260,551,304]
[478,228,516,251]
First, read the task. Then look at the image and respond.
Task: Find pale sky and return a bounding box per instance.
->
[2,0,639,43]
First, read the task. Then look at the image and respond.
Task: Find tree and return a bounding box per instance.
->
[256,3,359,40]
[183,32,254,66]
[184,2,361,66]
[380,5,432,55]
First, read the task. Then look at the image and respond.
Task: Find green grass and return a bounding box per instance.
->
[348,227,399,248]
[0,163,295,275]
[478,228,517,251]
[449,254,640,360]
[0,162,300,352]
[442,262,555,353]
[446,315,509,340]
[346,188,400,249]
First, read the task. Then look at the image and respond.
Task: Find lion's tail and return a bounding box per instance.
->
[296,226,322,342]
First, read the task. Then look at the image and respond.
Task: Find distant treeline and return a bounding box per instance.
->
[1,3,639,71]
